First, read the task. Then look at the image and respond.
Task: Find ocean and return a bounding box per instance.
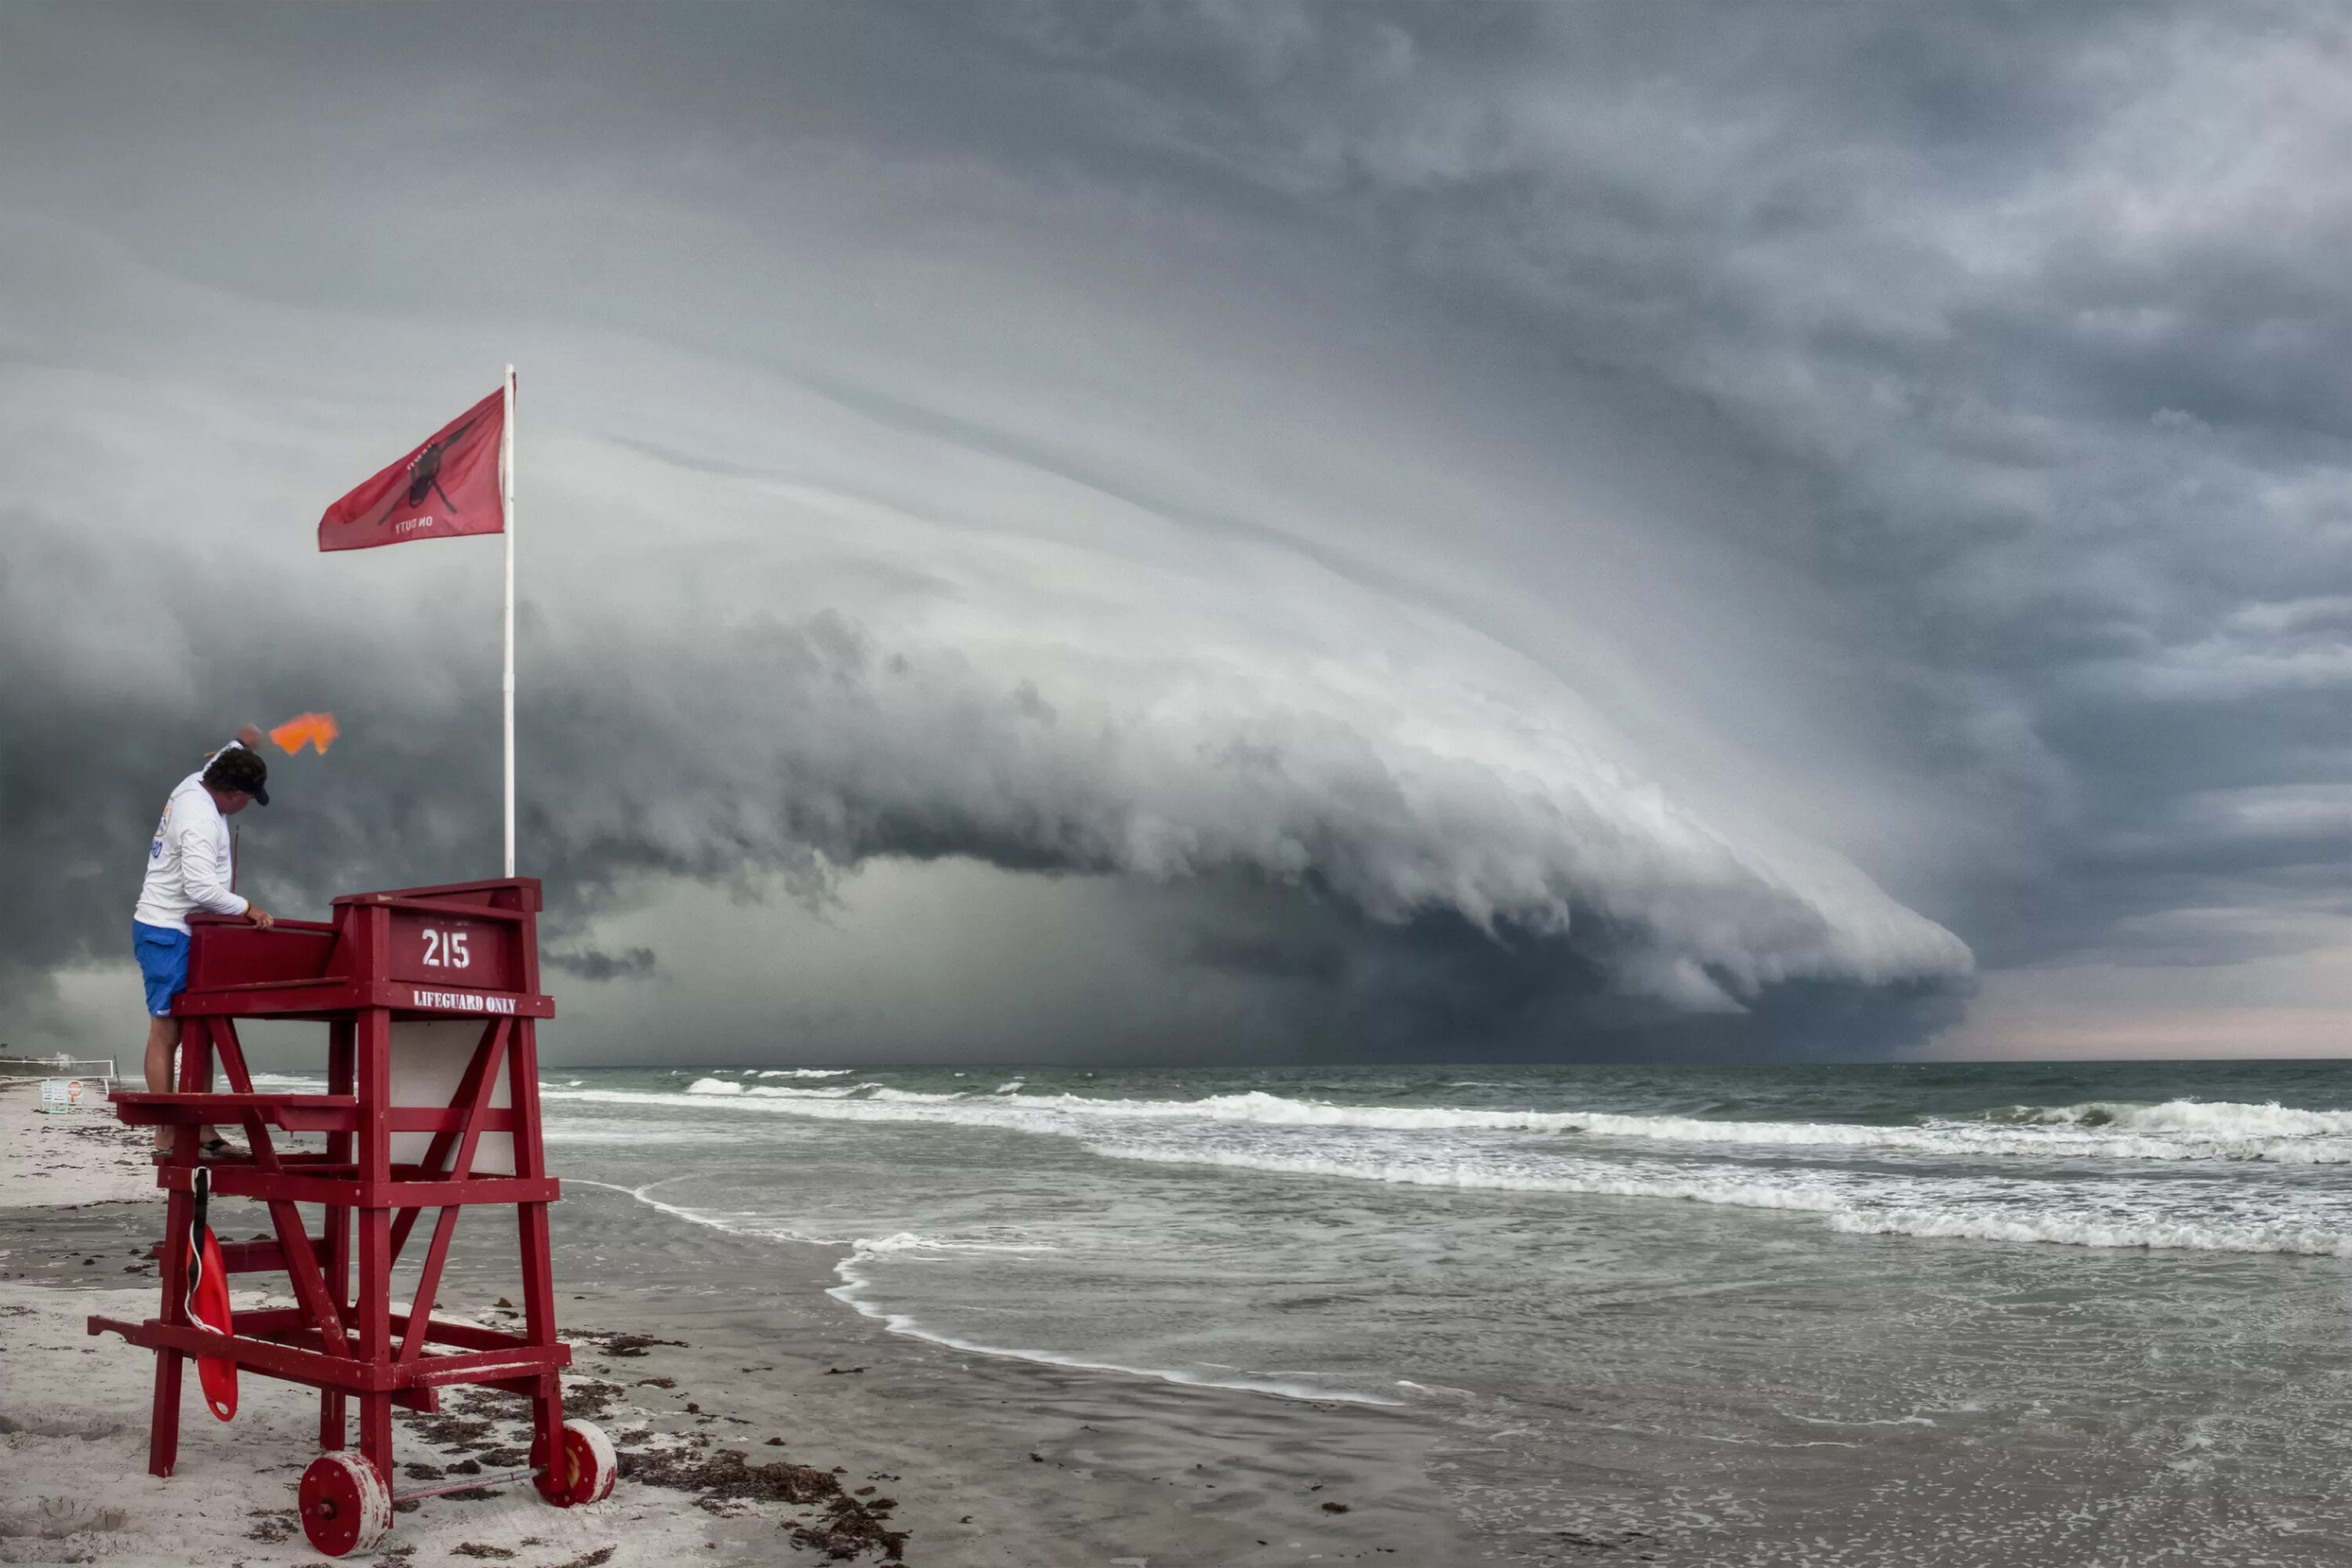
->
[451,1061,2352,1560]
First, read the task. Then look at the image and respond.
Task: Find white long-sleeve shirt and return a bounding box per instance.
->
[132,742,251,931]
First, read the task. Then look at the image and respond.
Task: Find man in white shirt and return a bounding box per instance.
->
[133,725,277,1157]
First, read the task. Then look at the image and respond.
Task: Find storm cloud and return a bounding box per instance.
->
[2,3,2346,1062]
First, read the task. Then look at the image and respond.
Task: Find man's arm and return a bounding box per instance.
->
[177,816,252,920]
[209,724,263,760]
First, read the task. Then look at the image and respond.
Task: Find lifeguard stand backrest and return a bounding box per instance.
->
[181,917,342,993]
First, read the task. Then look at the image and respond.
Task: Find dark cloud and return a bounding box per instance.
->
[0,495,1966,1059]
[2,2,2346,1061]
[544,945,659,984]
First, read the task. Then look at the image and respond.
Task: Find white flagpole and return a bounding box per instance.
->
[502,364,517,879]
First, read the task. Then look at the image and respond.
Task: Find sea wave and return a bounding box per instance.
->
[1087,1140,1853,1213]
[565,1083,2352,1163]
[1087,1140,2352,1258]
[1825,1210,2352,1257]
[684,1076,878,1100]
[1982,1099,2352,1138]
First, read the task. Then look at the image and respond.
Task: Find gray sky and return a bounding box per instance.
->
[2,2,2347,1065]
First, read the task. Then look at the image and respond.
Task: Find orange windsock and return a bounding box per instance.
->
[269,712,340,756]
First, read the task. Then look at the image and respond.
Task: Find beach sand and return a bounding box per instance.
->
[0,1082,1473,1566]
[0,1079,156,1209]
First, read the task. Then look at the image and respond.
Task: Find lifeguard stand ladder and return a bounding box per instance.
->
[90,877,616,1557]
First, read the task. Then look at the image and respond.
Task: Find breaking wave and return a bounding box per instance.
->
[1087,1140,1853,1213]
[1084,1140,2352,1258]
[1824,1210,2352,1257]
[562,1084,2352,1163]
[1978,1099,2352,1138]
[684,1076,878,1100]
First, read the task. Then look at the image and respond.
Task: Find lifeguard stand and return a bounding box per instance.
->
[90,877,615,1557]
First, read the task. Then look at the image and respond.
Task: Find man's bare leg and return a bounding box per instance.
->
[143,1015,180,1154]
[142,1015,213,1155]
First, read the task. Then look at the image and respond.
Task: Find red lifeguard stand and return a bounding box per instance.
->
[90,877,616,1556]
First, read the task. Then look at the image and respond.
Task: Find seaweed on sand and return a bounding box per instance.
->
[620,1446,908,1563]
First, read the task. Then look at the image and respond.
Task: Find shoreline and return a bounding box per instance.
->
[597,1176,1408,1412]
[0,1082,1474,1566]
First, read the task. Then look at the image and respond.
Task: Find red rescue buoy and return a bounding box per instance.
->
[184,1167,237,1420]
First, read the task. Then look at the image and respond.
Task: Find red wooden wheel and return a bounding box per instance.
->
[298,1452,391,1558]
[536,1418,617,1506]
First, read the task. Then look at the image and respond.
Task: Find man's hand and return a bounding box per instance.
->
[245,905,275,930]
[236,723,264,749]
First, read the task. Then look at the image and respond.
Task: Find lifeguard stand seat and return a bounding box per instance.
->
[90,877,615,1557]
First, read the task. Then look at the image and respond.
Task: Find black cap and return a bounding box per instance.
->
[203,745,270,806]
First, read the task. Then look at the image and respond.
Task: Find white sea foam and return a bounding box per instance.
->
[566,1178,794,1245]
[2014,1099,2352,1138]
[744,1083,875,1099]
[1089,1139,1854,1214]
[1152,1094,2352,1162]
[827,1232,1399,1406]
[840,1229,1058,1259]
[1826,1209,2352,1257]
[1083,1138,2352,1258]
[756,1068,855,1079]
[555,1083,2352,1163]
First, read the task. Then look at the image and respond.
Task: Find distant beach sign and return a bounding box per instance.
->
[38,1078,93,1115]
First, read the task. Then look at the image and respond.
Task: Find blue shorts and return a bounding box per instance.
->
[132,921,191,1018]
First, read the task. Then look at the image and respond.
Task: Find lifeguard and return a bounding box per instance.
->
[133,726,277,1158]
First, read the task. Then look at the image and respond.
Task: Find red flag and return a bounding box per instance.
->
[318,388,505,552]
